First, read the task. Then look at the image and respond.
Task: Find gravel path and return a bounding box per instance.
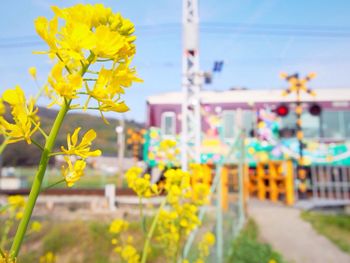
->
[248,200,350,263]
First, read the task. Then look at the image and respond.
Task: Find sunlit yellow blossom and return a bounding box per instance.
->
[120,245,140,263]
[57,21,95,62]
[109,61,143,92]
[93,25,125,59]
[3,86,26,108]
[61,127,101,158]
[34,16,58,51]
[52,4,112,29]
[109,219,129,234]
[125,167,158,197]
[8,195,25,209]
[0,99,5,116]
[156,209,180,257]
[61,157,86,187]
[0,86,40,144]
[99,100,129,113]
[197,232,215,260]
[15,211,24,220]
[39,251,56,263]
[86,64,141,113]
[30,221,42,232]
[28,67,37,79]
[48,62,83,99]
[192,183,210,206]
[164,169,191,205]
[176,203,200,234]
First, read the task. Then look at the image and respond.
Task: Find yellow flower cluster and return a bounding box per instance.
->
[61,157,86,187]
[109,219,129,234]
[109,219,140,263]
[60,127,101,187]
[163,169,191,205]
[189,164,211,206]
[197,232,216,260]
[125,167,158,198]
[156,168,211,260]
[35,4,142,112]
[6,195,26,220]
[39,251,56,263]
[61,128,101,158]
[0,87,40,145]
[111,165,213,262]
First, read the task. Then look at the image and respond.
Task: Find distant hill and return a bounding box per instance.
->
[2,106,144,166]
[38,106,144,156]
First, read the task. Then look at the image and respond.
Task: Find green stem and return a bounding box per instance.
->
[31,139,44,151]
[0,246,5,258]
[9,101,70,259]
[139,197,146,234]
[140,198,167,263]
[0,219,13,249]
[41,179,65,192]
[0,138,9,154]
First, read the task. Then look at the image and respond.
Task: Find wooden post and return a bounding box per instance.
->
[285,160,295,206]
[257,163,266,200]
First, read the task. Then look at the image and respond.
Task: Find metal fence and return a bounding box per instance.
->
[183,131,247,262]
[310,165,350,202]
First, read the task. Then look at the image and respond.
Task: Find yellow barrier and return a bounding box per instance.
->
[250,160,294,206]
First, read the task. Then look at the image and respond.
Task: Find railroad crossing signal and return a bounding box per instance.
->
[280,72,317,196]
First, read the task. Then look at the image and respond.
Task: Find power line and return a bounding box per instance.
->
[1,23,350,49]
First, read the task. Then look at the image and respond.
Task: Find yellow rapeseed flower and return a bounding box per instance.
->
[120,245,140,263]
[28,67,37,79]
[0,99,5,116]
[39,251,56,263]
[109,219,129,234]
[34,16,58,52]
[125,167,158,197]
[48,62,83,99]
[0,87,40,144]
[61,157,86,187]
[61,127,101,158]
[197,232,216,260]
[30,221,42,232]
[8,195,25,209]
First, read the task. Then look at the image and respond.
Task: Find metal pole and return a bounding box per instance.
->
[216,164,223,263]
[238,132,245,230]
[116,117,125,188]
[181,0,201,170]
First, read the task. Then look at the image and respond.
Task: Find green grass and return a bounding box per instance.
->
[227,219,286,263]
[19,220,119,263]
[18,218,165,263]
[16,167,123,189]
[301,211,350,253]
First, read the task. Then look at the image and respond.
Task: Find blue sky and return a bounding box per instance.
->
[0,0,350,122]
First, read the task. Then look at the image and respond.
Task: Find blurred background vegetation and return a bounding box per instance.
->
[1,106,143,166]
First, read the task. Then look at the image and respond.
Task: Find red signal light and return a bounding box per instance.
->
[309,103,321,116]
[276,104,289,117]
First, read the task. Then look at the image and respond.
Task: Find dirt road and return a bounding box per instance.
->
[249,200,350,263]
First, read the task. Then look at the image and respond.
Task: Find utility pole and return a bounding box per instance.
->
[280,72,316,197]
[116,118,125,188]
[181,0,201,170]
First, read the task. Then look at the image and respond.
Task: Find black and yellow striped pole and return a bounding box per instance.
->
[127,128,146,163]
[280,72,316,197]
